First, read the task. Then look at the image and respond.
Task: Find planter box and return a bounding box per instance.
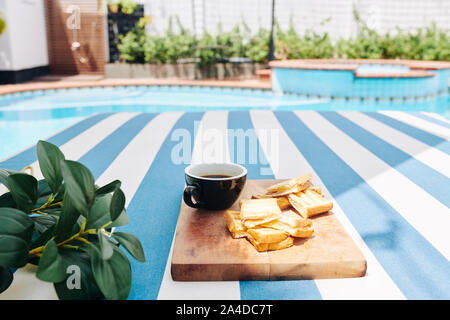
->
[105,63,266,80]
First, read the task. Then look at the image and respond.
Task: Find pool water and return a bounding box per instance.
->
[0,85,449,161]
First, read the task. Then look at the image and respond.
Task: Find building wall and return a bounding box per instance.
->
[45,0,105,75]
[0,0,49,71]
[141,0,450,40]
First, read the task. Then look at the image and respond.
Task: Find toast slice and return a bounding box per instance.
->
[305,185,322,195]
[242,216,279,229]
[252,194,291,210]
[288,189,333,218]
[265,173,312,194]
[223,210,247,239]
[261,218,314,238]
[276,196,291,210]
[247,227,289,244]
[246,234,294,252]
[261,210,314,238]
[264,210,310,228]
[240,198,281,222]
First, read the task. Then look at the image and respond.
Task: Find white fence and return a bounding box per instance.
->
[135,0,450,40]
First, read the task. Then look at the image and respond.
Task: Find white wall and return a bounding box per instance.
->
[0,0,48,71]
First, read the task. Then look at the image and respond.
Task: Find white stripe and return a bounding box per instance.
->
[0,113,140,300]
[421,112,450,125]
[158,111,241,300]
[191,111,231,164]
[379,111,450,139]
[295,111,450,260]
[250,110,405,300]
[339,112,450,178]
[31,113,139,181]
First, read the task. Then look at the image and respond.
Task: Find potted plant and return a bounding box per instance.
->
[120,0,138,15]
[107,0,138,15]
[0,140,145,300]
[107,0,119,14]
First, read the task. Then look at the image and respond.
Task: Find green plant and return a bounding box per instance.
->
[0,140,145,300]
[119,0,138,15]
[163,16,194,64]
[118,25,148,63]
[216,24,247,58]
[273,17,334,60]
[195,32,219,68]
[107,0,137,15]
[116,13,450,66]
[336,7,450,61]
[245,28,270,63]
[0,12,6,35]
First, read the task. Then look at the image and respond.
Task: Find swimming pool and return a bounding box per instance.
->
[270,59,450,99]
[0,85,449,160]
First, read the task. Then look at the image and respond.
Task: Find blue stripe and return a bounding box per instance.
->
[411,112,450,130]
[275,111,450,299]
[78,113,157,179]
[0,113,113,171]
[227,112,272,179]
[227,111,322,300]
[366,112,450,155]
[124,112,204,300]
[320,112,450,207]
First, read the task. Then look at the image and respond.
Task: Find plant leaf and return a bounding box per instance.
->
[37,141,65,194]
[98,230,114,260]
[53,192,80,243]
[89,243,132,300]
[36,240,67,283]
[35,179,52,208]
[110,188,125,221]
[60,160,95,218]
[53,183,65,203]
[110,208,129,228]
[0,235,30,268]
[0,208,34,268]
[0,207,34,243]
[0,168,17,189]
[95,180,121,196]
[53,249,104,300]
[112,232,145,262]
[31,214,57,234]
[30,224,56,250]
[86,195,111,230]
[7,173,38,213]
[0,192,16,208]
[0,266,13,294]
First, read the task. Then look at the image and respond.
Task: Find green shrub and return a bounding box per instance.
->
[244,28,270,63]
[162,17,194,64]
[117,27,147,63]
[117,14,450,67]
[216,24,248,58]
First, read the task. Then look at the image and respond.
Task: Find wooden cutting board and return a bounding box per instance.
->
[171,179,367,281]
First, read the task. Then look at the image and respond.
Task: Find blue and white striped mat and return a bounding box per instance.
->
[1,110,449,300]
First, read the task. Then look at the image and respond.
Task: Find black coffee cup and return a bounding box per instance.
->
[183,163,247,210]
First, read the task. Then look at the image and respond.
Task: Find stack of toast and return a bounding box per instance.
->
[224,173,333,252]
